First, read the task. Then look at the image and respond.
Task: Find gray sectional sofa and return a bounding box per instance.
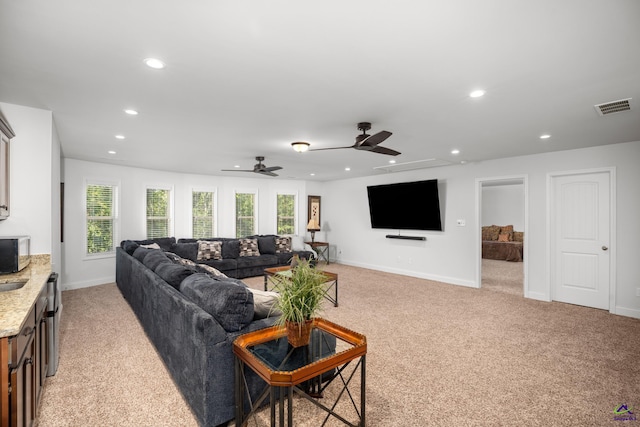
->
[115,236,325,426]
[174,235,316,278]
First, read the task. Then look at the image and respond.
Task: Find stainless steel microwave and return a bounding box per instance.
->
[0,235,30,274]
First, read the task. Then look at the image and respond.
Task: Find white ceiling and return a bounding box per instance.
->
[1,1,639,181]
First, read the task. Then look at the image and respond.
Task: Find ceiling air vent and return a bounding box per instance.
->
[594,98,632,116]
[373,158,453,173]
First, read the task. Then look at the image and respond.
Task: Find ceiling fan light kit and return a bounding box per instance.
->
[291,142,310,152]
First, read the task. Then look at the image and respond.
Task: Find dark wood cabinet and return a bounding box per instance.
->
[2,285,48,427]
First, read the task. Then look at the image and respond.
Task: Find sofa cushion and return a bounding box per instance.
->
[143,250,172,270]
[165,251,197,267]
[134,237,176,251]
[121,240,140,255]
[498,233,512,242]
[249,288,281,319]
[483,225,501,241]
[169,242,198,261]
[197,240,222,261]
[132,246,155,262]
[239,238,260,257]
[275,236,292,253]
[155,263,197,289]
[237,254,278,269]
[179,273,254,332]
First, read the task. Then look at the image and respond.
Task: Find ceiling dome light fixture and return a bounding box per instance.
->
[470,89,486,98]
[291,141,310,152]
[144,58,165,69]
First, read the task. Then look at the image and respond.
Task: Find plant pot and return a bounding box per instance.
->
[285,319,314,347]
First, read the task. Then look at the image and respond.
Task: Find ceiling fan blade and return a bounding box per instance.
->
[221,169,254,172]
[261,166,282,172]
[258,170,278,177]
[367,145,401,156]
[308,146,353,152]
[360,130,392,147]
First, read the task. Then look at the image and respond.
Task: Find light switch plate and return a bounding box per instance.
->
[457,219,466,226]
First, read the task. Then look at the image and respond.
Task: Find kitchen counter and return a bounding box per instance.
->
[0,254,51,338]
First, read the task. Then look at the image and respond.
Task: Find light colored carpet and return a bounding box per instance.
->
[481,259,523,296]
[38,263,640,426]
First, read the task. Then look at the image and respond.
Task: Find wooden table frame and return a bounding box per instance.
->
[306,241,330,264]
[233,319,367,427]
[264,266,339,307]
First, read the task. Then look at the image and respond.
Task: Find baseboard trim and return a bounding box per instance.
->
[64,276,114,291]
[614,306,640,320]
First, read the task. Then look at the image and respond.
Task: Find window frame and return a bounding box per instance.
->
[234,189,258,238]
[84,179,119,259]
[145,185,174,239]
[191,187,218,239]
[276,192,297,236]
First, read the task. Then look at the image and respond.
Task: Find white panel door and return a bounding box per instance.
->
[551,172,610,310]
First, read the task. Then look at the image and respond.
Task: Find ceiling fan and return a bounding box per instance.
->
[221,156,282,177]
[309,122,400,156]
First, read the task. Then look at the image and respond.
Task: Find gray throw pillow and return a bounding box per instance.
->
[142,250,171,271]
[179,273,254,332]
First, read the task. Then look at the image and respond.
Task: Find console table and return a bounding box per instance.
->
[305,241,330,264]
[233,318,366,426]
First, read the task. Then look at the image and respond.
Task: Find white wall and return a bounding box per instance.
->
[482,183,524,230]
[0,102,60,271]
[323,141,640,318]
[62,159,315,289]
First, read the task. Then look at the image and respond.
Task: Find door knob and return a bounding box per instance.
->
[602,246,608,251]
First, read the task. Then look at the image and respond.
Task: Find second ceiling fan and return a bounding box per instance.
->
[309,122,400,156]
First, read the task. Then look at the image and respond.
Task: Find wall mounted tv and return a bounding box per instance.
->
[366,179,442,231]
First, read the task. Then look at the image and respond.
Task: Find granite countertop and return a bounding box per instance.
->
[0,254,51,338]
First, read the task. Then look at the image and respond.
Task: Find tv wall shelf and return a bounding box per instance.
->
[385,235,426,241]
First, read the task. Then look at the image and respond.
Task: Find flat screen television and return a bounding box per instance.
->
[366,179,442,231]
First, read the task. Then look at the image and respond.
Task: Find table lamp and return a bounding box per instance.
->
[307,218,320,242]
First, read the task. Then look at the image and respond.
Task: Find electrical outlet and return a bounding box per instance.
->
[457,219,466,226]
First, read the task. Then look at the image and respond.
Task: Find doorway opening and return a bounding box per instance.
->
[476,176,528,296]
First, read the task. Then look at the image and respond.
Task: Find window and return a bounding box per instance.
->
[146,187,172,239]
[277,193,296,235]
[86,182,117,255]
[192,190,215,238]
[235,192,256,238]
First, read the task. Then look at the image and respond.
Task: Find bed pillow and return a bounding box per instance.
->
[180,273,254,332]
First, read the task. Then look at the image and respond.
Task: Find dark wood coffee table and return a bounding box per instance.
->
[263,265,339,307]
[233,318,366,426]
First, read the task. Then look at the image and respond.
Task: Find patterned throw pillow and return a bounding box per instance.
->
[275,236,292,253]
[197,240,222,261]
[500,225,514,234]
[239,238,260,257]
[196,263,228,278]
[484,225,501,241]
[513,231,524,242]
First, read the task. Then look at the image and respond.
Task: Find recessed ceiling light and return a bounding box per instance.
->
[470,90,486,98]
[234,165,240,168]
[389,160,396,164]
[540,134,551,139]
[310,173,315,176]
[451,149,460,155]
[124,109,138,115]
[108,150,116,155]
[345,167,351,171]
[115,135,125,140]
[144,58,165,69]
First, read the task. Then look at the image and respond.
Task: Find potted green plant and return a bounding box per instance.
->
[272,258,327,347]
